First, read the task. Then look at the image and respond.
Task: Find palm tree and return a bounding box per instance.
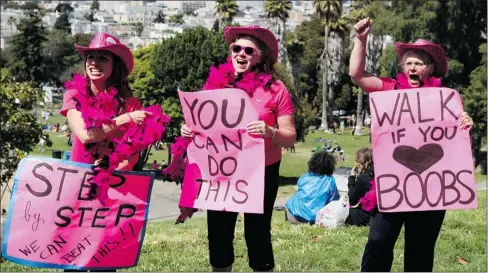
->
[347,0,384,135]
[326,19,348,127]
[215,0,239,29]
[286,38,305,95]
[7,17,16,35]
[264,0,292,66]
[314,0,342,131]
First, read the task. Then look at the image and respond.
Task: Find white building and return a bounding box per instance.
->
[107,24,136,38]
[182,1,206,12]
[71,18,94,34]
[237,0,263,10]
[72,1,92,14]
[94,12,117,23]
[156,1,183,10]
[99,1,127,13]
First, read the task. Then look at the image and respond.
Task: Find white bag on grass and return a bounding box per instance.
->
[315,197,349,228]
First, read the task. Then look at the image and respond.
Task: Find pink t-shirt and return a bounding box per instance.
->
[251,80,294,166]
[363,77,397,93]
[378,77,397,92]
[60,89,142,170]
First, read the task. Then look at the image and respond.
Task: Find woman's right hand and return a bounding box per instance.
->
[181,123,193,138]
[351,163,358,176]
[354,17,372,42]
[128,110,152,124]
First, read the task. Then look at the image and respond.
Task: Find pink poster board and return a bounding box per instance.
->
[369,87,477,212]
[2,157,154,270]
[178,88,265,213]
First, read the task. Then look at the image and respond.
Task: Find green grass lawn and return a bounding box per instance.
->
[2,191,486,272]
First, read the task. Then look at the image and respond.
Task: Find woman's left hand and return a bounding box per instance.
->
[460,112,473,130]
[246,120,272,138]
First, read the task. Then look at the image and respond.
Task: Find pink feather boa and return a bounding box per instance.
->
[64,74,170,205]
[162,136,191,182]
[202,58,273,95]
[162,59,273,180]
[359,180,377,212]
[395,73,442,89]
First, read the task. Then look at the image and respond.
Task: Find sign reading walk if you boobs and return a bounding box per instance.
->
[369,87,477,212]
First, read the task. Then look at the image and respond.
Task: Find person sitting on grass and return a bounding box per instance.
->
[345,147,374,227]
[331,142,345,161]
[285,150,340,224]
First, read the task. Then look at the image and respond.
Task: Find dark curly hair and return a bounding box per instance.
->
[308,150,336,176]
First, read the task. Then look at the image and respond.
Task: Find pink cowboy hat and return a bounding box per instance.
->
[224,25,279,64]
[395,39,448,77]
[74,32,134,74]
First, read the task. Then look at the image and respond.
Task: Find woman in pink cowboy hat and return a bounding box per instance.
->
[61,32,152,169]
[349,18,474,272]
[60,33,154,272]
[180,25,297,272]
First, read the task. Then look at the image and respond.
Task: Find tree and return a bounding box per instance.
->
[212,19,220,31]
[90,0,100,11]
[135,22,144,36]
[314,0,342,131]
[7,17,16,36]
[153,10,166,23]
[8,10,47,86]
[152,27,228,98]
[0,48,12,68]
[463,43,487,173]
[322,24,347,128]
[129,46,160,104]
[169,14,184,25]
[346,0,388,135]
[55,3,74,14]
[43,30,82,86]
[151,27,228,159]
[264,0,292,66]
[214,0,239,29]
[0,68,50,184]
[54,13,71,33]
[184,9,196,16]
[54,3,74,33]
[286,37,305,95]
[84,11,97,22]
[291,15,323,106]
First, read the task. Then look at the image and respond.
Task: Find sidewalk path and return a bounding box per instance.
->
[146,170,351,223]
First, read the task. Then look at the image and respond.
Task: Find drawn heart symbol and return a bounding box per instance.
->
[392,144,444,174]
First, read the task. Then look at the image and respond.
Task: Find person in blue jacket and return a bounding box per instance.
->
[285,150,340,224]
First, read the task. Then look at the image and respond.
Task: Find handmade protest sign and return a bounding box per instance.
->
[178,88,265,213]
[1,157,154,270]
[370,87,477,212]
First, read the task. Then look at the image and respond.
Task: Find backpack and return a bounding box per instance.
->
[315,196,349,228]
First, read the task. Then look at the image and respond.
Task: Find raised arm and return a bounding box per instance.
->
[349,17,383,92]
